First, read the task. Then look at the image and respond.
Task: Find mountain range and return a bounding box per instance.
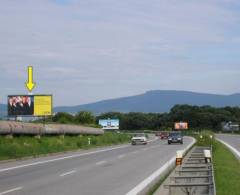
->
[1,90,240,117]
[54,90,240,114]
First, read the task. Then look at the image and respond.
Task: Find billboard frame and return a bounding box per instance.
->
[99,119,119,130]
[7,94,53,117]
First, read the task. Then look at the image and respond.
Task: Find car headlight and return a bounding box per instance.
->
[168,138,172,140]
[177,138,181,140]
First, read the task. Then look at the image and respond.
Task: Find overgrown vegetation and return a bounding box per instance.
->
[42,105,240,131]
[0,132,131,161]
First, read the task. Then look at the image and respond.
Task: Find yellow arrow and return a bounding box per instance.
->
[25,66,36,92]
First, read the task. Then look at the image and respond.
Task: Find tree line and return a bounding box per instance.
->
[47,105,240,131]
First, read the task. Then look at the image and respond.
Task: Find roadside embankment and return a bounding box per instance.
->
[0,132,130,161]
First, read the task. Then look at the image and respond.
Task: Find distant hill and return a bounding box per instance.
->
[54,90,240,114]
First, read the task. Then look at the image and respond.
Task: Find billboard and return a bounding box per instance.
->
[175,122,188,130]
[99,119,119,130]
[8,95,52,116]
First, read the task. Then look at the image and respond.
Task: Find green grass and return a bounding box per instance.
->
[0,132,131,161]
[213,141,240,195]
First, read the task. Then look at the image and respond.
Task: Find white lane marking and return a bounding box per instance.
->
[60,170,76,177]
[96,161,107,165]
[0,187,23,195]
[216,138,240,159]
[126,156,175,195]
[126,137,196,195]
[0,145,129,173]
[117,154,125,159]
[132,151,139,154]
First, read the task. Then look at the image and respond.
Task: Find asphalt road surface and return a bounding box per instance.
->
[216,134,240,159]
[0,136,193,195]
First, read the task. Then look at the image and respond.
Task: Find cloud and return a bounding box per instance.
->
[0,0,240,106]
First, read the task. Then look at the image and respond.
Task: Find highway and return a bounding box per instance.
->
[216,134,240,159]
[0,136,193,195]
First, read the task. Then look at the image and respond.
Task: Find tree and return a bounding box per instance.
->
[52,112,74,124]
[75,111,95,124]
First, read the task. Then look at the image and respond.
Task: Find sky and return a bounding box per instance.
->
[0,0,240,106]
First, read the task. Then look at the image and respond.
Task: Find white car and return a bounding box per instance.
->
[131,133,147,145]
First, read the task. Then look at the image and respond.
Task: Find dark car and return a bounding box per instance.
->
[168,132,183,144]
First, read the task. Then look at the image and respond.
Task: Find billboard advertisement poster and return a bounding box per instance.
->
[175,122,188,130]
[8,95,52,116]
[99,119,119,130]
[34,96,52,116]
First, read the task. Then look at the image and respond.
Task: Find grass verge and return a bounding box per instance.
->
[213,140,240,195]
[0,132,131,161]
